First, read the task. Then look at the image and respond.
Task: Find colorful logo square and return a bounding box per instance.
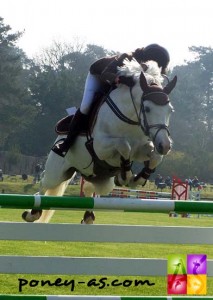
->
[187,275,207,295]
[167,274,187,294]
[187,254,207,274]
[167,254,187,275]
[167,254,207,295]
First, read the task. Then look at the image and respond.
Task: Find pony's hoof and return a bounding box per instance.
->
[114,174,128,187]
[22,210,42,222]
[81,210,95,224]
[128,175,139,189]
[129,175,147,188]
[114,176,122,187]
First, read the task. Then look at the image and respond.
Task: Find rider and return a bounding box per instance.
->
[52,44,170,157]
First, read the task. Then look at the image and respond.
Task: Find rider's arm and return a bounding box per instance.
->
[101,53,132,75]
[90,53,132,85]
[90,53,134,86]
[90,56,117,76]
[89,56,118,85]
[101,53,135,86]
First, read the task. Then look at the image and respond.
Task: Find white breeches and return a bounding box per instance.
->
[80,72,101,114]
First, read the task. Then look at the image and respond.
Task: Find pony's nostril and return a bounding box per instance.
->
[157,142,171,155]
[158,143,163,154]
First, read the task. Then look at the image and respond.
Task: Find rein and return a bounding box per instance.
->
[106,87,170,141]
[105,95,140,126]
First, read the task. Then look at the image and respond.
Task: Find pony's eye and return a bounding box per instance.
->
[145,106,150,113]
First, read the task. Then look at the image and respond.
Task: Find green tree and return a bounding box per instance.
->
[15,42,114,156]
[189,46,213,151]
[166,46,213,181]
[0,17,37,149]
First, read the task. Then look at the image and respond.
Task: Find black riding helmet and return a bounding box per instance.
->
[133,44,170,74]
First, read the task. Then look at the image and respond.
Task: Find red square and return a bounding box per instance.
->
[167,274,187,294]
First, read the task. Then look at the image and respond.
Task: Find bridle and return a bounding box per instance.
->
[105,86,171,143]
[139,90,171,140]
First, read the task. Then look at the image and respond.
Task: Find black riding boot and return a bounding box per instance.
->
[52,109,88,157]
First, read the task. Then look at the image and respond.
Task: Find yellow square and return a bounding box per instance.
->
[187,275,207,295]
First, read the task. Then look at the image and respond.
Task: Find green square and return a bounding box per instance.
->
[168,254,187,274]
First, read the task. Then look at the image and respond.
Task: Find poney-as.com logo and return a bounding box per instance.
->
[167,254,207,295]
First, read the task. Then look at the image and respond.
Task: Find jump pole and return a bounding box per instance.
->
[109,188,171,199]
[0,194,213,214]
[2,296,212,299]
[1,222,213,244]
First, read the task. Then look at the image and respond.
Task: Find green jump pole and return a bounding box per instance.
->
[0,194,212,214]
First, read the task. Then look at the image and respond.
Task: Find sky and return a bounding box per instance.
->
[1,0,213,67]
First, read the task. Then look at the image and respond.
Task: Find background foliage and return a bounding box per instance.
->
[0,17,212,182]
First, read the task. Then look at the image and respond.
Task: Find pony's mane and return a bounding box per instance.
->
[118,59,163,86]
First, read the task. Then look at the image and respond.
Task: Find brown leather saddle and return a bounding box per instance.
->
[54,91,121,178]
[55,92,105,136]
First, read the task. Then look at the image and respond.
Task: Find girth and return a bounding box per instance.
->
[85,139,120,179]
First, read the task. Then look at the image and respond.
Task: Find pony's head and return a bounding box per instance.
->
[139,61,177,155]
[118,59,177,155]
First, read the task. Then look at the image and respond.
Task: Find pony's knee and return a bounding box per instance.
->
[83,181,95,197]
[94,178,115,195]
[83,178,115,196]
[116,140,131,160]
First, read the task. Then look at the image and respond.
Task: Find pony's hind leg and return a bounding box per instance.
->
[36,180,70,223]
[21,192,43,222]
[22,180,71,223]
[22,166,76,222]
[37,169,76,223]
[22,170,45,222]
[22,148,76,223]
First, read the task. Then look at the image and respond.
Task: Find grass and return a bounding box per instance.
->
[0,177,213,296]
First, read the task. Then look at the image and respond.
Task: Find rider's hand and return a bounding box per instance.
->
[117,53,133,65]
[118,75,135,87]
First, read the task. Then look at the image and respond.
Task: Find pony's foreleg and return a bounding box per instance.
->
[83,177,115,196]
[114,156,133,186]
[129,165,154,188]
[83,181,96,197]
[80,181,96,225]
[81,177,115,224]
[96,138,132,186]
[129,152,163,188]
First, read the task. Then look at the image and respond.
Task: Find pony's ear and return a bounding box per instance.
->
[140,71,149,92]
[163,76,177,95]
